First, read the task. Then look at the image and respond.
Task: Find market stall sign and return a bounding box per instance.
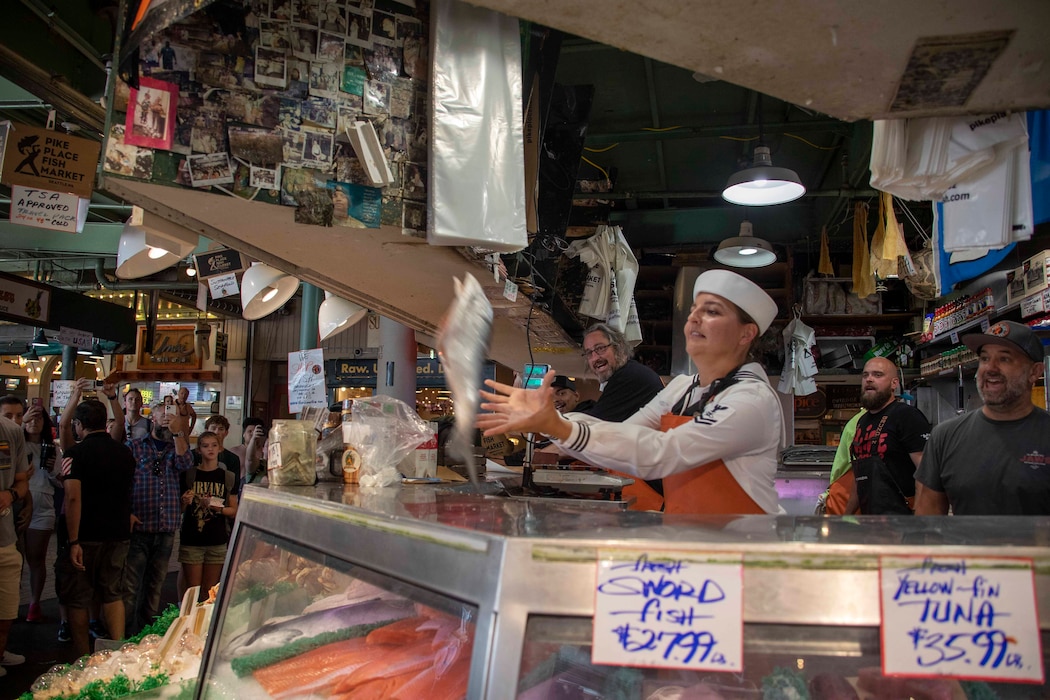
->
[1,124,101,198]
[0,272,50,325]
[289,348,327,412]
[194,250,245,279]
[9,185,89,233]
[136,325,202,371]
[825,384,862,410]
[327,358,496,388]
[793,389,827,419]
[880,555,1043,683]
[214,331,228,365]
[592,549,743,672]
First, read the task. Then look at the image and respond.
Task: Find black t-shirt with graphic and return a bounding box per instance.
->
[179,467,239,547]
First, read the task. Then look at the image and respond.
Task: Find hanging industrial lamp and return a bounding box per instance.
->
[31,328,48,347]
[318,291,367,341]
[241,262,301,320]
[89,341,105,360]
[116,211,199,279]
[23,346,40,363]
[721,94,805,206]
[713,220,777,268]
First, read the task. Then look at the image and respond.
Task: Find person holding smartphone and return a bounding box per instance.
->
[20,402,61,623]
[229,417,267,486]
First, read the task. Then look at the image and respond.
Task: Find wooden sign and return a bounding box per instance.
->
[1,124,101,198]
[0,272,50,326]
[136,325,202,371]
[793,388,827,418]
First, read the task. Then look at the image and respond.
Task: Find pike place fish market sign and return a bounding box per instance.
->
[137,326,202,371]
[1,124,101,199]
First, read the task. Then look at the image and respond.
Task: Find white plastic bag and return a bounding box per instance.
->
[349,396,431,487]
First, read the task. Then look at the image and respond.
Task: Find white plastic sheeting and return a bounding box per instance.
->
[428,0,527,252]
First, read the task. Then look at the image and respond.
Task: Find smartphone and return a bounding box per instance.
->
[523,363,551,390]
[31,398,42,408]
[165,404,177,416]
[94,380,106,388]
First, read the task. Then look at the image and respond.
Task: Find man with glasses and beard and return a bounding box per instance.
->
[578,323,663,422]
[916,321,1050,515]
[845,357,930,515]
[124,401,193,636]
[57,399,135,657]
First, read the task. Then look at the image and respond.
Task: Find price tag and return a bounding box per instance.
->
[593,550,743,672]
[980,317,991,333]
[950,331,960,345]
[58,326,91,349]
[503,278,518,302]
[880,555,1044,683]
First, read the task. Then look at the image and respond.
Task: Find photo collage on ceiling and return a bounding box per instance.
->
[103,0,430,236]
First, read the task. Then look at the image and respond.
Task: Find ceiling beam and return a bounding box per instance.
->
[0,44,106,135]
[585,119,849,145]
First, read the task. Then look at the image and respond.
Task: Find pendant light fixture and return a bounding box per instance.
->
[116,211,199,279]
[714,219,777,268]
[721,95,805,206]
[31,328,48,347]
[241,262,301,320]
[318,291,367,341]
[89,341,105,360]
[23,346,40,363]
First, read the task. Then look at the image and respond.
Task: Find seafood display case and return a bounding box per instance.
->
[197,484,1050,699]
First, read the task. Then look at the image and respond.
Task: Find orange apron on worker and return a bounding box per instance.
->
[823,470,855,515]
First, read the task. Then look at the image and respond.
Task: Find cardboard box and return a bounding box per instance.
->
[1023,249,1050,297]
[1006,266,1026,306]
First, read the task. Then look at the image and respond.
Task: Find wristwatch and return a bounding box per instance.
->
[7,488,17,503]
[173,431,186,438]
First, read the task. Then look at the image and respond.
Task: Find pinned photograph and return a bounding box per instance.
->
[363,79,390,116]
[282,127,306,165]
[327,180,382,228]
[269,0,295,21]
[255,46,288,88]
[125,77,177,150]
[389,78,413,119]
[309,57,343,98]
[371,10,397,45]
[336,103,361,139]
[403,199,426,236]
[290,23,319,60]
[317,30,345,63]
[346,7,373,49]
[228,123,284,164]
[302,129,334,169]
[188,152,235,187]
[364,44,402,83]
[102,124,155,179]
[403,161,426,200]
[341,65,366,96]
[296,0,319,26]
[319,1,346,33]
[302,96,336,129]
[344,42,364,67]
[250,164,281,190]
[259,18,290,49]
[190,107,227,154]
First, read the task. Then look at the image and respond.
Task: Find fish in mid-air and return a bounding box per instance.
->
[437,273,493,488]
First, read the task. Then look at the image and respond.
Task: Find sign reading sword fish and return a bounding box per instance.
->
[437,274,493,489]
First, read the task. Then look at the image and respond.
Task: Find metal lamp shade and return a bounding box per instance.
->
[115,222,198,279]
[318,291,367,341]
[713,221,777,268]
[241,262,300,320]
[722,146,805,206]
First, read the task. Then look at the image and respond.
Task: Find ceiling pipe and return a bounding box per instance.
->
[574,187,877,201]
[94,258,198,291]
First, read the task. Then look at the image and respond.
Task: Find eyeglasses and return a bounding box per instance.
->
[151,459,163,477]
[581,343,612,358]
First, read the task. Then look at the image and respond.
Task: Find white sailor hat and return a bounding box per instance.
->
[692,269,778,333]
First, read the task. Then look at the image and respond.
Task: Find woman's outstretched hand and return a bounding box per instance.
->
[478,370,570,441]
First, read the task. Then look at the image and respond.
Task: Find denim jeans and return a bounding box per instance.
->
[123,531,175,637]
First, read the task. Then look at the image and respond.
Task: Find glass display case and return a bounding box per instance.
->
[197,484,1050,699]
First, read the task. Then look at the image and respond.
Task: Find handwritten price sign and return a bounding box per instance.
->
[880,556,1044,683]
[593,550,743,671]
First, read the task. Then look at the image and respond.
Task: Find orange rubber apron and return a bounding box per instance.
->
[823,470,855,515]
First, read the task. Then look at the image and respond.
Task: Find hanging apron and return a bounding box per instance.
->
[657,414,765,515]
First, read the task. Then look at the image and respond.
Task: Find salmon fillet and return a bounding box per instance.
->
[251,637,386,698]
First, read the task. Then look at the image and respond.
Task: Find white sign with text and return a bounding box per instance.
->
[208,272,239,299]
[9,185,89,233]
[288,348,328,412]
[593,550,743,672]
[52,380,76,410]
[880,555,1043,683]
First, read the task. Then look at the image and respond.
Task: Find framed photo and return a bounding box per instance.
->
[125,77,177,150]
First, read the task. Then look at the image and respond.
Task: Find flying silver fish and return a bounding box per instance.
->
[437,273,493,488]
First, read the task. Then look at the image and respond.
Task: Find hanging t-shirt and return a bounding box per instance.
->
[179,467,238,547]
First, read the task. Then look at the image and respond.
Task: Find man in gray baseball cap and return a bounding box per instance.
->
[915,320,1049,515]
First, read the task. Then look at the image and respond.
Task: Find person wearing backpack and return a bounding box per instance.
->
[177,431,238,602]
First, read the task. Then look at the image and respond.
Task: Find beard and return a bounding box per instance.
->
[859,385,894,411]
[978,371,1030,410]
[153,425,173,442]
